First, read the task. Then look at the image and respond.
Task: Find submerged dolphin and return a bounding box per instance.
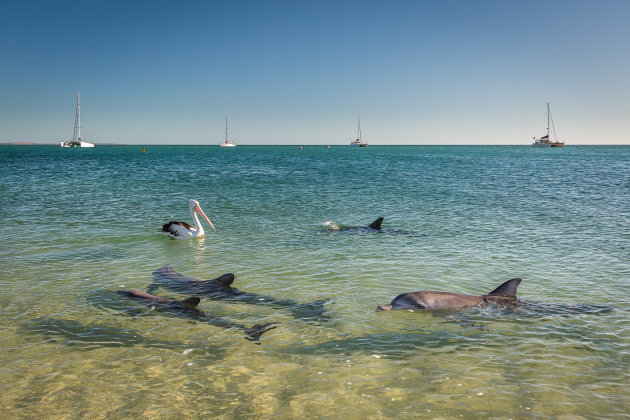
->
[148,266,329,321]
[324,217,383,232]
[376,278,522,311]
[323,217,419,235]
[116,290,277,343]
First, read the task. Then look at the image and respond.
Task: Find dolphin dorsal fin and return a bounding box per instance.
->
[369,217,384,230]
[487,278,522,297]
[182,297,201,308]
[213,273,235,286]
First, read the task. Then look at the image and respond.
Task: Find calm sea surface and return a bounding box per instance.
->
[1,145,629,418]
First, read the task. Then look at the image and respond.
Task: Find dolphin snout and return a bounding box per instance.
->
[375,304,392,312]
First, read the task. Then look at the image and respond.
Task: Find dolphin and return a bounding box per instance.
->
[376,278,615,315]
[376,278,522,311]
[323,217,419,235]
[148,265,329,321]
[324,217,383,232]
[116,290,277,343]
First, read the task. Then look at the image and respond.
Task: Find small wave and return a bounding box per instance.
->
[323,221,340,231]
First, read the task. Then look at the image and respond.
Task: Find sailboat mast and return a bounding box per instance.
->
[549,104,559,141]
[546,102,550,138]
[73,91,80,141]
[76,91,82,140]
[357,113,361,141]
[225,116,228,142]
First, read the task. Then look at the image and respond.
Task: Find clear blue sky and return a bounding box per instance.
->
[1,0,629,145]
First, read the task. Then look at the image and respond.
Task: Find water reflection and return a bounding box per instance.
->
[20,317,221,355]
[291,330,487,359]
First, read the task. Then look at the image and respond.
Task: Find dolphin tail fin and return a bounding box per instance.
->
[244,322,278,343]
[292,298,331,321]
[487,278,522,297]
[369,217,384,230]
[182,297,201,308]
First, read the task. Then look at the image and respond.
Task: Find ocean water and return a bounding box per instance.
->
[0,144,629,418]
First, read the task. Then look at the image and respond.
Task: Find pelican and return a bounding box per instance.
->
[162,199,216,239]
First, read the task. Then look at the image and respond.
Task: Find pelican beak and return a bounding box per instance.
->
[193,204,215,231]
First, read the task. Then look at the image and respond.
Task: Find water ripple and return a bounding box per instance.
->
[1,145,629,417]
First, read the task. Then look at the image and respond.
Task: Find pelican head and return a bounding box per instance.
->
[189,199,215,231]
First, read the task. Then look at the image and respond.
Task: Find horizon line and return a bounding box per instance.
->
[3,142,630,147]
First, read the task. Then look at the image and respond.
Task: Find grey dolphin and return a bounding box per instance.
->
[324,217,383,232]
[323,217,420,235]
[116,290,277,343]
[148,266,330,321]
[376,278,522,311]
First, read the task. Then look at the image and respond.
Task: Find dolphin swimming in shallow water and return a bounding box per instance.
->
[322,217,422,235]
[376,278,522,311]
[148,266,330,321]
[376,278,615,315]
[116,290,277,343]
[324,217,384,232]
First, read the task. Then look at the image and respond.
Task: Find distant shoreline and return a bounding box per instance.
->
[2,142,629,146]
[1,142,126,146]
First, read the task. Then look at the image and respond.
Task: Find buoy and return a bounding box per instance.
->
[142,146,146,153]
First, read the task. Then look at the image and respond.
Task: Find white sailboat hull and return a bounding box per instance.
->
[61,140,94,148]
[531,141,551,148]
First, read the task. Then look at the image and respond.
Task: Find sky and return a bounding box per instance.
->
[1,0,629,145]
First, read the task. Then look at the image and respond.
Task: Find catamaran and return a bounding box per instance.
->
[532,103,564,148]
[61,91,94,148]
[219,116,236,147]
[350,113,368,147]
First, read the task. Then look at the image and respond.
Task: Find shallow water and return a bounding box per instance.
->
[1,145,629,418]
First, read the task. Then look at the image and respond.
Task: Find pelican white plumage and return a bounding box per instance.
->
[162,199,216,239]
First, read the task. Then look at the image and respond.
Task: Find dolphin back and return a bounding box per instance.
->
[487,278,522,297]
[153,265,235,289]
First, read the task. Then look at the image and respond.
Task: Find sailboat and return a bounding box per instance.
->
[219,116,236,147]
[60,91,94,148]
[350,113,368,147]
[532,103,564,148]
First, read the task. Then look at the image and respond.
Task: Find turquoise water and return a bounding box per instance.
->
[1,145,629,418]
